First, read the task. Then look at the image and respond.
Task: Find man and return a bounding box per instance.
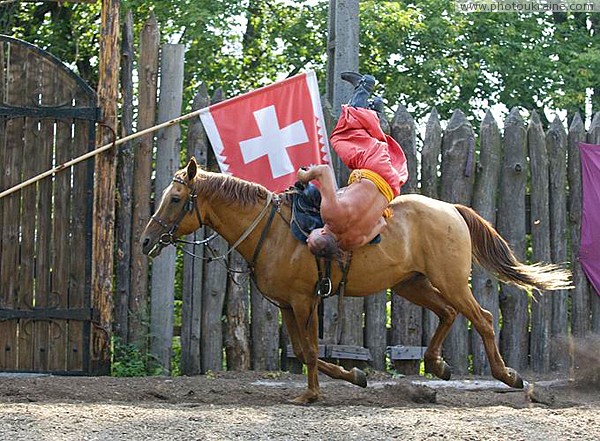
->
[297,72,408,256]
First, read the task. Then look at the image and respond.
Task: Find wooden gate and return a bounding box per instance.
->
[0,36,98,374]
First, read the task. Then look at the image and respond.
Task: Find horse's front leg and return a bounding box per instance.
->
[284,303,322,404]
[282,308,367,393]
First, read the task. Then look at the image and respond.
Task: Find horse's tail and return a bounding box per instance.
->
[454,204,572,291]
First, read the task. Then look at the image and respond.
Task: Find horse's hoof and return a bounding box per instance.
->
[351,367,368,388]
[506,368,524,389]
[288,390,321,405]
[425,358,452,381]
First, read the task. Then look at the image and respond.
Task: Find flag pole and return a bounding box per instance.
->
[0,107,206,200]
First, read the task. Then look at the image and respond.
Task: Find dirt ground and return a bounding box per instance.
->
[0,369,599,441]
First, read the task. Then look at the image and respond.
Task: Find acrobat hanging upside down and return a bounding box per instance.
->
[297,72,408,257]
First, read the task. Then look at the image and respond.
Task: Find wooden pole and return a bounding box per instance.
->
[326,0,360,117]
[528,110,552,373]
[439,109,476,375]
[547,116,570,372]
[471,110,502,375]
[149,44,185,374]
[497,108,529,373]
[128,14,158,350]
[390,105,421,374]
[420,108,442,346]
[181,87,210,375]
[0,102,205,201]
[225,251,251,370]
[90,0,120,375]
[114,10,134,342]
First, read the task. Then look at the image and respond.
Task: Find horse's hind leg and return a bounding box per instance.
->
[392,274,457,381]
[449,286,524,388]
[281,308,367,389]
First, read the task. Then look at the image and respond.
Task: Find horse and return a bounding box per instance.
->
[141,157,571,404]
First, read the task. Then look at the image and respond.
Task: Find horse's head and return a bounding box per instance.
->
[141,157,203,257]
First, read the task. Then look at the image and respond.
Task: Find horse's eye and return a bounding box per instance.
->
[171,196,181,204]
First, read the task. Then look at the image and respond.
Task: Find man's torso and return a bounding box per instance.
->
[320,178,389,250]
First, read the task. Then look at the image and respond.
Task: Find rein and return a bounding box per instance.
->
[151,176,277,280]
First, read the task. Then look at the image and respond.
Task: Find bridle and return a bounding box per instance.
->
[150,175,204,247]
[149,174,277,270]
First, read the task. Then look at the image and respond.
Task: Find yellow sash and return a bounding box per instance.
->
[348,169,394,218]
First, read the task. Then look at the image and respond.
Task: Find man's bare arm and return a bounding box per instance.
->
[297,165,337,202]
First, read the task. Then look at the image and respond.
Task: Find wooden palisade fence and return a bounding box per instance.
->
[114,16,600,376]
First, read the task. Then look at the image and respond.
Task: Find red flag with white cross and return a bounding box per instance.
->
[199,71,332,192]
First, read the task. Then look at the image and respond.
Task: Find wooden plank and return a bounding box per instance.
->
[497,108,529,372]
[16,46,38,371]
[149,43,185,374]
[0,42,26,371]
[181,87,210,376]
[567,113,590,338]
[67,119,89,372]
[439,109,476,374]
[328,345,372,361]
[420,108,442,346]
[390,104,422,374]
[129,14,159,349]
[528,110,552,373]
[114,11,135,342]
[287,344,370,360]
[588,112,600,334]
[470,110,502,375]
[387,345,428,361]
[33,52,56,373]
[201,234,229,372]
[364,291,387,370]
[287,344,326,359]
[225,251,251,370]
[547,116,569,372]
[48,62,73,372]
[251,284,280,370]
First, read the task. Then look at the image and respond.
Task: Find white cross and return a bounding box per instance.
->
[239,105,309,179]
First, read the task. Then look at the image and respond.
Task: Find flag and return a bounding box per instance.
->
[199,71,332,192]
[579,142,600,297]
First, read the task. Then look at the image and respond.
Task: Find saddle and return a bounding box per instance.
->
[290,181,381,244]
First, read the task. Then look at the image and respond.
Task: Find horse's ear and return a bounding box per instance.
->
[187,157,198,182]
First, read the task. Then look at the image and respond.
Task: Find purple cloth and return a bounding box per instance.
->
[579,143,600,297]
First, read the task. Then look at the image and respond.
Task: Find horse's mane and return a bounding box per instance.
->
[191,169,271,207]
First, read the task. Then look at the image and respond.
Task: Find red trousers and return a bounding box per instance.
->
[330,105,408,197]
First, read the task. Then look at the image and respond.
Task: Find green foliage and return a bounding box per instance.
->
[111,337,163,377]
[6,1,597,126]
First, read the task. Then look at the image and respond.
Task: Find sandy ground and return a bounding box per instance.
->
[0,371,598,441]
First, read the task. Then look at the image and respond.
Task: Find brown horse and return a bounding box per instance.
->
[141,157,571,404]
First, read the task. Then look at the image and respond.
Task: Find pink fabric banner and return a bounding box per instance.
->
[579,142,600,297]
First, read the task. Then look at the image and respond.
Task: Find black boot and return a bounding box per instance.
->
[341,72,376,108]
[369,96,384,114]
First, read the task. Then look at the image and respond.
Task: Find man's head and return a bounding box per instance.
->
[307,228,339,258]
